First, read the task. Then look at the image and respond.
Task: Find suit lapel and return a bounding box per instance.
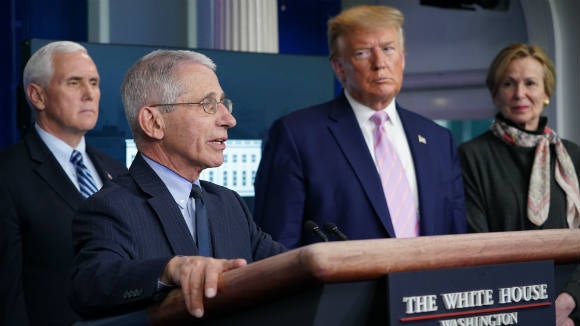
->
[398,106,433,231]
[25,130,83,210]
[200,183,254,260]
[326,94,396,237]
[86,146,116,186]
[130,154,198,255]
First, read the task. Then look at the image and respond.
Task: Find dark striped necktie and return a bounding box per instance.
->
[70,150,99,198]
[190,184,212,256]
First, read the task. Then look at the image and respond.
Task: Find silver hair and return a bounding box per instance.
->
[22,41,88,91]
[121,49,216,142]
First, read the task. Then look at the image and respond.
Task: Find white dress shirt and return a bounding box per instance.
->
[346,91,419,210]
[35,123,103,190]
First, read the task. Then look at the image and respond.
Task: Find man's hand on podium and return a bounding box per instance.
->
[556,292,576,326]
[161,256,247,318]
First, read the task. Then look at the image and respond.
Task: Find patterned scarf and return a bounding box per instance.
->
[490,118,580,228]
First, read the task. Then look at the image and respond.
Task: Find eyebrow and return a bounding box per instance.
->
[200,92,226,100]
[65,76,100,82]
[503,75,540,80]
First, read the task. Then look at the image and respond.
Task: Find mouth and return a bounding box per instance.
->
[374,76,393,83]
[79,108,97,114]
[208,137,228,147]
[511,105,529,111]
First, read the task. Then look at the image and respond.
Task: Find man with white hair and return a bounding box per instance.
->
[70,49,285,320]
[0,41,126,325]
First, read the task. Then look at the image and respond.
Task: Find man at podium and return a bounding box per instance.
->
[69,49,286,320]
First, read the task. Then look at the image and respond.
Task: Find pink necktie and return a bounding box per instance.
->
[370,111,419,238]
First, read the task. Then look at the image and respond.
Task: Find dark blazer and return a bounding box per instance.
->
[0,128,127,326]
[70,153,285,318]
[253,93,467,248]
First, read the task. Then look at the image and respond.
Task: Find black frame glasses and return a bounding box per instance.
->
[150,97,233,114]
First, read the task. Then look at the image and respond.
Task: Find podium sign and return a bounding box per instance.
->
[387,260,554,325]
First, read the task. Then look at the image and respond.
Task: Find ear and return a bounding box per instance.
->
[138,106,165,140]
[330,57,345,84]
[26,83,46,110]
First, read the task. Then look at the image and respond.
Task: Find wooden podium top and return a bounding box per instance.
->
[148,229,580,324]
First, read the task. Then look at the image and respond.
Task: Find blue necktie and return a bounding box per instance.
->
[190,184,212,256]
[70,150,99,198]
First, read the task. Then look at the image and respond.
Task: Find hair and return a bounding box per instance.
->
[121,49,216,143]
[327,5,405,59]
[22,41,87,105]
[486,43,555,98]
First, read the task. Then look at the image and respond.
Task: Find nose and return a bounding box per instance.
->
[81,82,99,100]
[514,83,525,99]
[371,47,387,70]
[218,105,236,128]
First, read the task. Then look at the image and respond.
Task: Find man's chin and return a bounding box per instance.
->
[206,159,224,169]
[78,120,98,132]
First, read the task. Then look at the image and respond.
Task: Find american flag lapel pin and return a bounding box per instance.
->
[418,135,427,144]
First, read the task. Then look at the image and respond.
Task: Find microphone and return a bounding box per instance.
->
[323,222,349,241]
[304,220,329,242]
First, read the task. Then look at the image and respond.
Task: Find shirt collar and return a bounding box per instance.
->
[345,90,399,126]
[35,123,87,160]
[141,154,200,209]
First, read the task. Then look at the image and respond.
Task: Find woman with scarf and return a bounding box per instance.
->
[459,43,580,326]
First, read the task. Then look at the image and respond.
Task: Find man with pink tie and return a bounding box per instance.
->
[253,5,467,248]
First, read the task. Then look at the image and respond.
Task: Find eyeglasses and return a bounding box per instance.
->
[150,97,233,114]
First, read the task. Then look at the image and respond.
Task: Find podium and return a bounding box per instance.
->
[147,229,580,325]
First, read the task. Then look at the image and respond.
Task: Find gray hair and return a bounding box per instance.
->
[22,41,88,93]
[121,49,216,142]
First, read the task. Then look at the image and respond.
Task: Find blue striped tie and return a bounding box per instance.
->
[70,150,99,198]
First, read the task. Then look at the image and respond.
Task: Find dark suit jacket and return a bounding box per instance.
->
[0,129,127,326]
[70,153,286,318]
[253,93,467,248]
